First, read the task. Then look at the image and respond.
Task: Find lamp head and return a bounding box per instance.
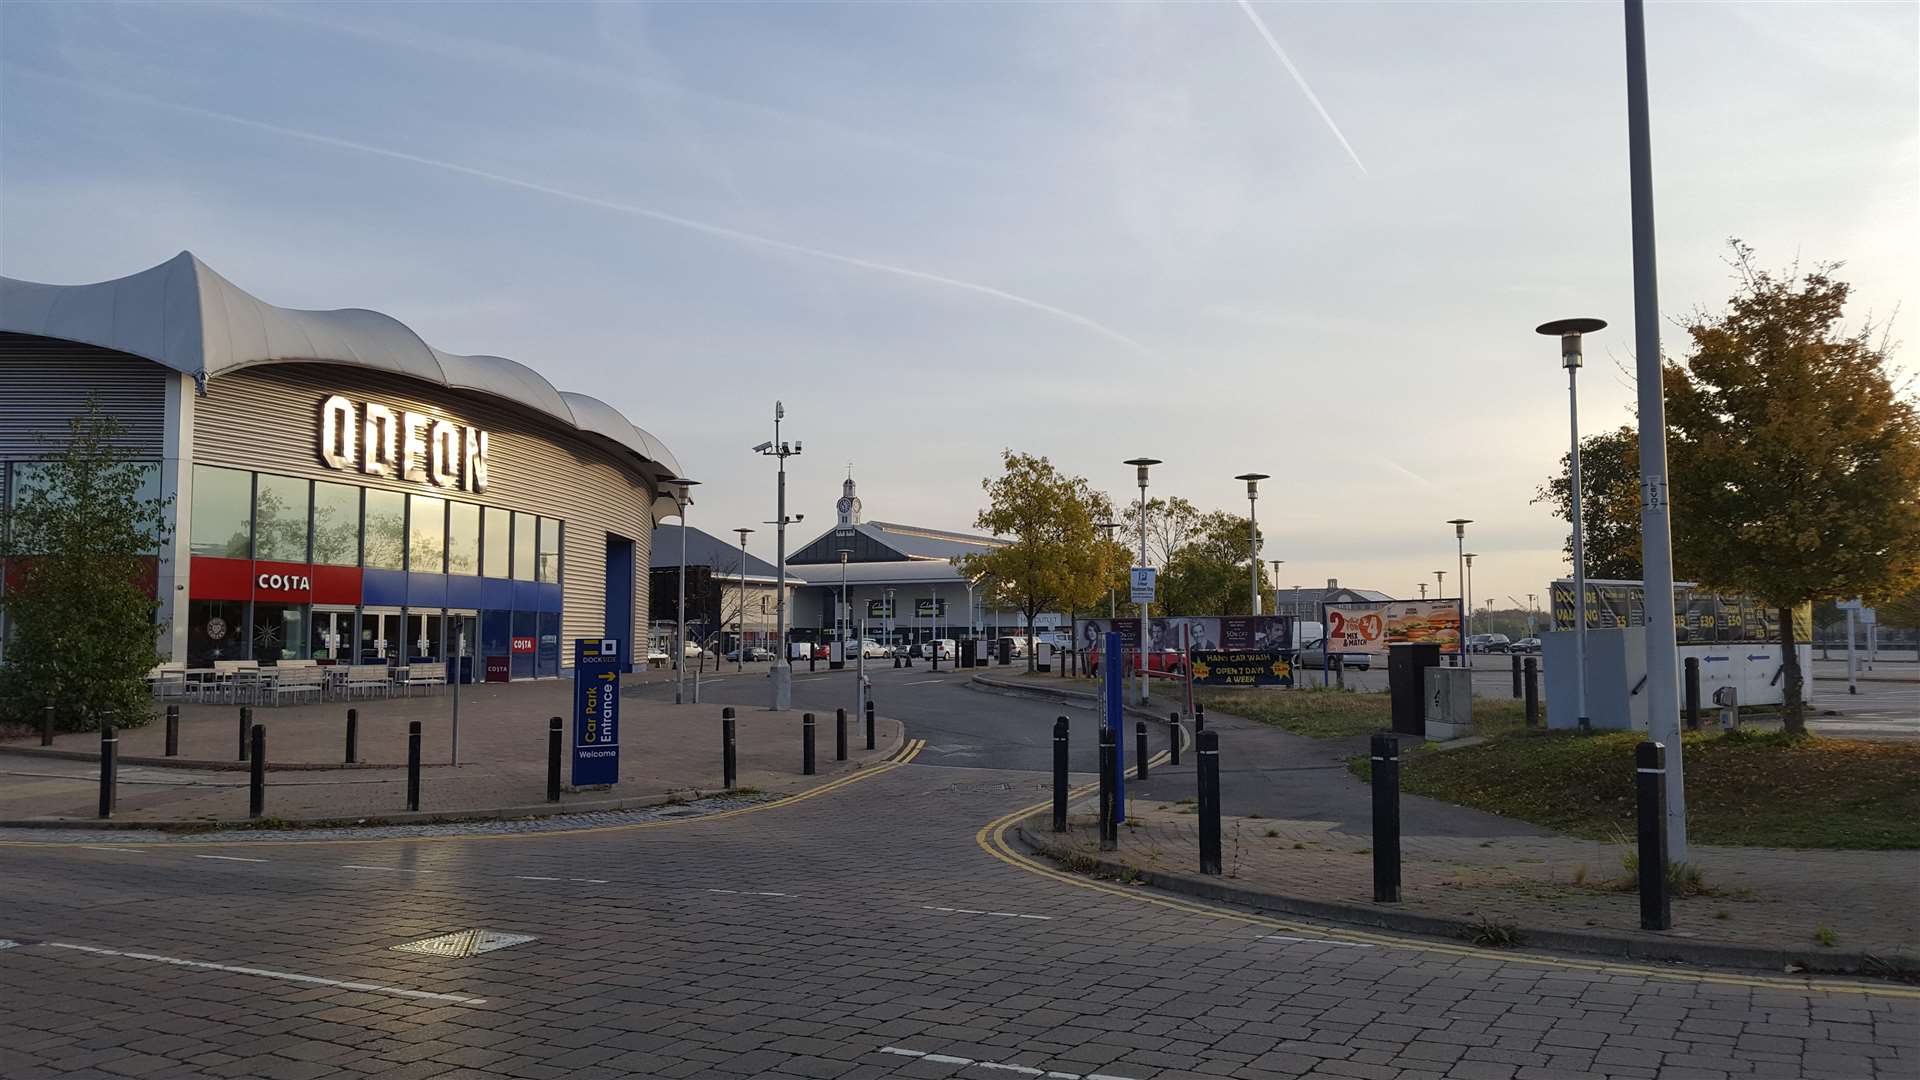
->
[1464,552,1477,565]
[1447,517,1473,538]
[775,400,784,421]
[1536,317,1606,370]
[1124,457,1162,487]
[1235,472,1270,499]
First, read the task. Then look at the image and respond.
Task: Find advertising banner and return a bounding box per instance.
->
[1324,600,1462,655]
[1076,618,1140,653]
[1550,580,1808,644]
[1191,649,1293,687]
[866,599,894,619]
[913,598,948,618]
[571,639,621,787]
[1077,616,1293,655]
[1220,616,1293,651]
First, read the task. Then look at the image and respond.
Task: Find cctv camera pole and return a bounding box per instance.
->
[760,404,800,711]
[670,479,700,705]
[736,528,754,673]
[1626,0,1687,860]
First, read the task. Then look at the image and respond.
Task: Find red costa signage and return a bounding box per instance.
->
[190,557,361,604]
[511,636,536,654]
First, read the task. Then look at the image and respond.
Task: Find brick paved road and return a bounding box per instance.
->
[3,727,1915,1078]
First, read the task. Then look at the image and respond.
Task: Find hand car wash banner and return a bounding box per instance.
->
[1323,600,1462,655]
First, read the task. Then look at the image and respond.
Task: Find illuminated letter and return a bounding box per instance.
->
[464,427,489,493]
[429,419,459,488]
[362,403,397,477]
[401,411,430,483]
[318,395,355,471]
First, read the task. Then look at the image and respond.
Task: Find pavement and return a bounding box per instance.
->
[1,660,1915,1080]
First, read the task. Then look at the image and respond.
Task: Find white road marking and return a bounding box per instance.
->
[341,864,438,874]
[878,1046,1124,1079]
[570,878,610,884]
[514,876,561,881]
[1255,933,1374,948]
[194,855,267,863]
[40,942,488,1005]
[0,940,17,950]
[81,847,147,854]
[924,905,1052,921]
[904,678,948,686]
[708,888,792,897]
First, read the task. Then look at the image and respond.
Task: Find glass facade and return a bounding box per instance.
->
[447,501,480,576]
[190,465,252,557]
[364,489,406,570]
[513,511,537,581]
[312,482,360,566]
[482,508,510,578]
[408,494,445,573]
[253,473,310,563]
[538,518,562,582]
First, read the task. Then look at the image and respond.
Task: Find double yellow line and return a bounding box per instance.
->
[0,738,928,851]
[975,776,1920,1001]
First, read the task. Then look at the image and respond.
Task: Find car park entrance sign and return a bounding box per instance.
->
[1130,567,1156,605]
[572,639,620,787]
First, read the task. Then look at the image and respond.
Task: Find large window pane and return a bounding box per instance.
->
[537,518,562,582]
[190,466,252,558]
[253,473,310,563]
[447,501,480,576]
[482,507,510,578]
[410,494,445,573]
[512,511,536,581]
[312,482,361,567]
[364,489,406,570]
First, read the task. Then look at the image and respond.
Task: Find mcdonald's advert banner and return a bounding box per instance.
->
[1323,599,1463,655]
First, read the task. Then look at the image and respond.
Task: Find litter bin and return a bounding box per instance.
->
[1389,642,1440,737]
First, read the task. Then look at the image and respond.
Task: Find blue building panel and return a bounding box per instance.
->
[407,572,447,608]
[480,577,514,611]
[446,574,486,609]
[537,582,564,614]
[362,568,407,607]
[512,580,542,612]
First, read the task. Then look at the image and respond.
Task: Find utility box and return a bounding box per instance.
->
[1542,628,1646,731]
[1423,667,1473,741]
[998,639,1013,665]
[1388,642,1440,737]
[1036,643,1053,673]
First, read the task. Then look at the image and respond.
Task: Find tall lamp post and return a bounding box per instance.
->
[1446,520,1472,665]
[1123,458,1161,703]
[1096,521,1123,618]
[1418,583,1428,601]
[754,402,802,710]
[668,477,700,705]
[1433,571,1445,606]
[1268,559,1283,619]
[836,549,851,669]
[1537,318,1606,735]
[1235,473,1269,615]
[734,528,754,672]
[885,587,895,649]
[1463,553,1478,638]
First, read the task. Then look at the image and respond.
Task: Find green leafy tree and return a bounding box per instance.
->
[1665,243,1920,734]
[1159,511,1262,615]
[960,451,1115,670]
[1,400,172,731]
[1535,425,1646,580]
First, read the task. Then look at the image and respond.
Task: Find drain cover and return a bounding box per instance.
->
[392,930,536,958]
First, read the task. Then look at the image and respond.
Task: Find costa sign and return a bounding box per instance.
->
[318,395,489,493]
[256,572,312,591]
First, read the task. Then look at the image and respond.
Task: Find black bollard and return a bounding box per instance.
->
[42,703,54,747]
[164,704,180,757]
[931,645,940,672]
[1197,729,1221,875]
[1635,741,1672,930]
[547,716,562,802]
[406,720,422,812]
[893,654,900,669]
[1523,658,1539,728]
[1370,734,1401,902]
[238,705,251,761]
[802,712,816,776]
[345,707,358,764]
[835,707,848,762]
[1511,654,1523,699]
[722,707,737,789]
[98,721,118,819]
[249,724,266,819]
[1168,711,1181,766]
[1135,720,1149,781]
[1684,657,1701,731]
[1098,727,1116,852]
[864,699,876,751]
[809,650,817,673]
[1051,716,1069,833]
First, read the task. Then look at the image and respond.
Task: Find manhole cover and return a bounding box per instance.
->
[392,930,537,958]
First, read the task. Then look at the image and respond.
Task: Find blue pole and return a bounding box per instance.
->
[1104,631,1125,822]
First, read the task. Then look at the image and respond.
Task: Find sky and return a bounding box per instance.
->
[2,1,1914,612]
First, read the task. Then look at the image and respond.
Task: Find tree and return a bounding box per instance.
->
[960,451,1115,670]
[1,399,172,731]
[1534,425,1646,580]
[1159,511,1262,615]
[1665,243,1920,734]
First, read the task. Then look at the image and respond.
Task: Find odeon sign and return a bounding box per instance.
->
[317,395,489,493]
[257,572,312,592]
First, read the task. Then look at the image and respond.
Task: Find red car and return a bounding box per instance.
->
[1086,647,1187,679]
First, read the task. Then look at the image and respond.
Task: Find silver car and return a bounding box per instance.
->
[1292,638,1373,671]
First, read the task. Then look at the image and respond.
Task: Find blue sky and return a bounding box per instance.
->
[3,1,1914,607]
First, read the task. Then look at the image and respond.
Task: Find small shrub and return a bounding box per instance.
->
[1264,828,1279,838]
[1815,926,1838,948]
[1464,916,1526,947]
[1571,864,1588,885]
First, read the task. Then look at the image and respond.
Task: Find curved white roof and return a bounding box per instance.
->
[0,252,683,482]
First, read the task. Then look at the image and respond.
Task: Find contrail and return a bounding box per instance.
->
[1234,0,1368,176]
[18,70,1159,360]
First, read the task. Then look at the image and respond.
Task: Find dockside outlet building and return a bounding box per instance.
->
[0,253,684,679]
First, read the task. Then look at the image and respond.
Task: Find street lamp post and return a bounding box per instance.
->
[1096,521,1122,618]
[1463,553,1478,638]
[735,528,754,673]
[668,478,700,705]
[885,587,895,650]
[1537,318,1607,735]
[1268,559,1283,616]
[1446,520,1472,666]
[1235,473,1270,615]
[836,549,850,669]
[754,402,802,710]
[1418,583,1428,601]
[1124,458,1162,704]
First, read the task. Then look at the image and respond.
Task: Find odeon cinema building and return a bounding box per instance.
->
[0,253,684,678]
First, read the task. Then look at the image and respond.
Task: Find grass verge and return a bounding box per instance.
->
[1352,728,1920,849]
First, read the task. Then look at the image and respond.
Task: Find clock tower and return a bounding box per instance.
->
[836,472,862,528]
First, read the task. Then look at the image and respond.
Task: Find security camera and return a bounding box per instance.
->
[795,514,805,522]
[793,441,803,453]
[752,441,773,453]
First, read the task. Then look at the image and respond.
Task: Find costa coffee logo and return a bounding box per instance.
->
[318,395,489,493]
[257,572,312,591]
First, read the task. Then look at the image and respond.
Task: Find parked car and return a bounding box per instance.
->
[859,639,889,658]
[683,641,705,658]
[1034,632,1071,652]
[726,645,774,662]
[1292,638,1374,671]
[1467,634,1513,654]
[1510,637,1541,654]
[998,636,1031,658]
[913,639,955,660]
[787,641,819,661]
[1086,646,1187,678]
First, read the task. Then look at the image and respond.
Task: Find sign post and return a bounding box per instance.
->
[1103,631,1125,823]
[571,639,621,787]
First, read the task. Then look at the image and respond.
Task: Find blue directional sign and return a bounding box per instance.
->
[572,638,621,787]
